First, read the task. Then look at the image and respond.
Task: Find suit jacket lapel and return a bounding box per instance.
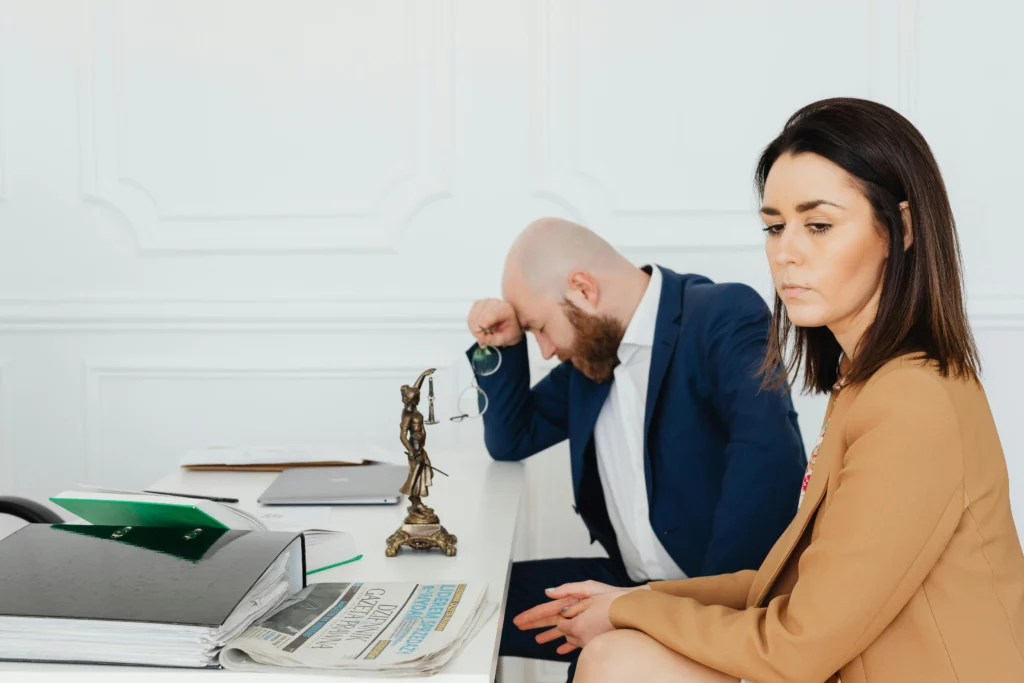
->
[570,373,613,498]
[643,267,682,501]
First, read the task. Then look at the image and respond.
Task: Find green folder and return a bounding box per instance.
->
[56,524,233,562]
[49,490,362,574]
[49,491,261,530]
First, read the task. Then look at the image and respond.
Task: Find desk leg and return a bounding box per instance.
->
[496,657,533,683]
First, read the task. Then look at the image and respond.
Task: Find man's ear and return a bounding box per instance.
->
[899,201,913,251]
[566,270,599,308]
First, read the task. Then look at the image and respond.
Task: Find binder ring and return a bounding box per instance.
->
[111,526,132,538]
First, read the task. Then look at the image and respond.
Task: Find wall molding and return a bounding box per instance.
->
[77,0,455,253]
[81,357,464,482]
[0,294,1019,331]
[528,0,906,252]
[0,297,470,332]
[897,0,920,117]
[0,112,6,202]
[529,0,757,248]
[0,362,9,480]
[0,51,7,203]
[0,143,6,202]
[865,0,904,109]
[969,295,1024,330]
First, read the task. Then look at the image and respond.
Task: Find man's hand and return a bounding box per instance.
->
[543,581,621,601]
[511,595,581,655]
[512,581,628,655]
[556,586,645,650]
[554,591,619,649]
[467,299,523,347]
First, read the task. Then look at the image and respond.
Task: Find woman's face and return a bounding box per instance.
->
[760,152,891,354]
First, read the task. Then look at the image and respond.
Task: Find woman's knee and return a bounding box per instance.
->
[574,631,644,681]
[574,630,738,683]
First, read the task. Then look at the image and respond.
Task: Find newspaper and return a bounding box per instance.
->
[220,581,495,676]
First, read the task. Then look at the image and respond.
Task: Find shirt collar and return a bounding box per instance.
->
[619,265,662,354]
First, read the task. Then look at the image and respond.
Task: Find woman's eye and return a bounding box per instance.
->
[762,224,784,235]
[808,223,833,234]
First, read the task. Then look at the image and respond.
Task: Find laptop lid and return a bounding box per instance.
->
[257,464,407,506]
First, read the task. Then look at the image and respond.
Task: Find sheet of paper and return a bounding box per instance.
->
[303,530,361,576]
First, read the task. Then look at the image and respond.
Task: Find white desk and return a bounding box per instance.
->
[4,457,526,682]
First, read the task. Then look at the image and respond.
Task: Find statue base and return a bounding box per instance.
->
[385,521,458,557]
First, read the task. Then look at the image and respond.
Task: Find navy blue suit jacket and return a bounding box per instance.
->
[469,267,806,577]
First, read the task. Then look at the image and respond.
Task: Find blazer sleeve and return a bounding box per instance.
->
[646,569,756,611]
[698,284,807,575]
[608,366,966,683]
[469,339,573,462]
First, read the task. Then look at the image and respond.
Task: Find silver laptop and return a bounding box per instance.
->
[257,464,407,505]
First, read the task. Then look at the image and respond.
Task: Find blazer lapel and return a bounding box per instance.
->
[747,468,830,607]
[643,267,682,501]
[569,373,613,498]
[747,380,857,606]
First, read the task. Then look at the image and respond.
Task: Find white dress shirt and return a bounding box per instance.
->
[593,265,687,583]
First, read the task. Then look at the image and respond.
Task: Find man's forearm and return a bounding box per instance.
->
[467,339,571,461]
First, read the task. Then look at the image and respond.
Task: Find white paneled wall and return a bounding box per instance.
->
[0,2,1022,681]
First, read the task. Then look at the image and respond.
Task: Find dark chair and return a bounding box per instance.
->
[0,496,63,524]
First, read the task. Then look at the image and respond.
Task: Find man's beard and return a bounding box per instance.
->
[560,299,625,383]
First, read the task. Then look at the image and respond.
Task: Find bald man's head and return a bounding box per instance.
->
[502,217,626,300]
[497,217,650,382]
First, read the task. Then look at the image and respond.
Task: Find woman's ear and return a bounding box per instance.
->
[899,201,913,251]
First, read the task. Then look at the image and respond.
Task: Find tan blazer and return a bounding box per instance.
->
[610,355,1024,683]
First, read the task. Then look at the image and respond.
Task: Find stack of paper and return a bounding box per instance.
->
[220,581,495,676]
[0,526,305,668]
[303,531,363,576]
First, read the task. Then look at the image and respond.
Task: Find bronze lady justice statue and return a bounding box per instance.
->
[385,368,457,556]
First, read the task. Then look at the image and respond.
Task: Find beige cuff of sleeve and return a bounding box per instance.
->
[608,586,664,630]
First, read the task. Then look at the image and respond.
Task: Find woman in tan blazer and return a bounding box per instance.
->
[513,98,1024,683]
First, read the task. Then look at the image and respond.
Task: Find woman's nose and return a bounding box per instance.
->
[770,224,802,266]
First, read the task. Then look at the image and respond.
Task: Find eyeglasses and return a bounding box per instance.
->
[449,327,503,422]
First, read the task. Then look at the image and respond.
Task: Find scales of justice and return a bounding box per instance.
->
[385,368,458,557]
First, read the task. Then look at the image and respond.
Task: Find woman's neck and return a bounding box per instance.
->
[829,287,883,362]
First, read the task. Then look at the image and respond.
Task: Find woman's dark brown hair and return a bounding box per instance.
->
[755,97,980,394]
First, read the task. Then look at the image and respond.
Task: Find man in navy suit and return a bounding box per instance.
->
[466,218,806,677]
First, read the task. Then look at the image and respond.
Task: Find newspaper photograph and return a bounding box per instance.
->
[219,581,495,676]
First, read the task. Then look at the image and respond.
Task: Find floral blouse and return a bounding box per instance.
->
[798,375,848,510]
